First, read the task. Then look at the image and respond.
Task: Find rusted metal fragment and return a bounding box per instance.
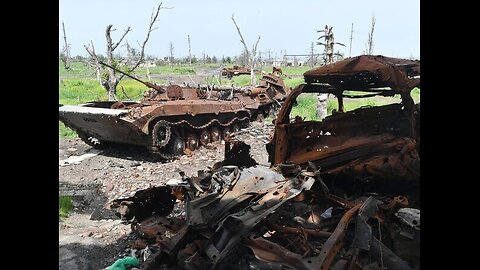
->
[270,224,332,238]
[370,236,414,270]
[244,236,312,270]
[212,139,258,169]
[308,204,361,270]
[186,165,286,227]
[303,55,419,92]
[351,197,382,250]
[111,186,176,222]
[186,174,316,268]
[132,215,184,243]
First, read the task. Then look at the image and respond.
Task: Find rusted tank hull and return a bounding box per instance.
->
[59,68,290,159]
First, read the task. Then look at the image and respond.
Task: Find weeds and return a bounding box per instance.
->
[59,196,73,219]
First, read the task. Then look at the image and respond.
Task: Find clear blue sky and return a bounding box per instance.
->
[59,0,420,59]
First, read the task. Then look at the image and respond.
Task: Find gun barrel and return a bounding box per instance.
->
[99,61,163,92]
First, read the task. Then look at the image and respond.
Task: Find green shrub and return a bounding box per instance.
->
[59,196,73,219]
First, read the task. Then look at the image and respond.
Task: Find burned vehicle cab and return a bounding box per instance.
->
[267,55,420,201]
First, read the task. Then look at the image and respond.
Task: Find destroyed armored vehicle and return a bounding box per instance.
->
[221,65,253,78]
[267,55,420,202]
[59,65,290,159]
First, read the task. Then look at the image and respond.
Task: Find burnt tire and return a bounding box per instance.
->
[210,127,221,142]
[185,133,200,151]
[199,130,211,146]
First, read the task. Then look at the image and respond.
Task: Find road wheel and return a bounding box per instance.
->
[210,127,221,142]
[256,113,264,122]
[222,126,231,141]
[199,129,211,146]
[232,122,241,133]
[167,135,185,157]
[185,133,199,151]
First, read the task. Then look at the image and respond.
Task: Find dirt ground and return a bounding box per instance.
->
[58,120,273,270]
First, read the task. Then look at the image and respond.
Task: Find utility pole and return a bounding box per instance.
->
[188,35,192,66]
[267,49,271,65]
[349,23,354,57]
[169,41,174,66]
[310,42,315,68]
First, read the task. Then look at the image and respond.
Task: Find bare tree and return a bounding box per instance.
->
[365,14,376,55]
[309,42,316,67]
[188,35,192,66]
[231,14,260,85]
[317,25,345,64]
[60,20,71,70]
[84,3,164,101]
[316,25,344,119]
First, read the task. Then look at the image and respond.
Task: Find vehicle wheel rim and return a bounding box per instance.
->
[200,130,211,146]
[211,128,221,142]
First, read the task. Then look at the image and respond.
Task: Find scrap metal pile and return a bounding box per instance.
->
[111,144,419,270]
[109,55,420,269]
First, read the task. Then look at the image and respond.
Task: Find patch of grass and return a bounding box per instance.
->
[59,78,167,105]
[59,122,77,138]
[59,60,96,78]
[59,78,107,105]
[231,75,265,87]
[284,77,304,88]
[139,65,196,75]
[275,66,311,76]
[290,93,410,121]
[411,88,420,103]
[59,196,73,219]
[290,93,318,121]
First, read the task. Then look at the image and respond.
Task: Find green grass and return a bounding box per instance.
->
[59,79,106,105]
[59,60,96,78]
[275,66,311,76]
[59,122,77,138]
[59,78,167,105]
[59,196,73,219]
[290,93,319,121]
[283,77,304,89]
[290,89,421,121]
[136,65,196,75]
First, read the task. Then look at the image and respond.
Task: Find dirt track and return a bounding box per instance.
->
[58,120,272,269]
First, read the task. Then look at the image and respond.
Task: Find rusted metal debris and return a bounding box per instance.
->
[110,151,419,269]
[59,68,290,160]
[267,55,420,206]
